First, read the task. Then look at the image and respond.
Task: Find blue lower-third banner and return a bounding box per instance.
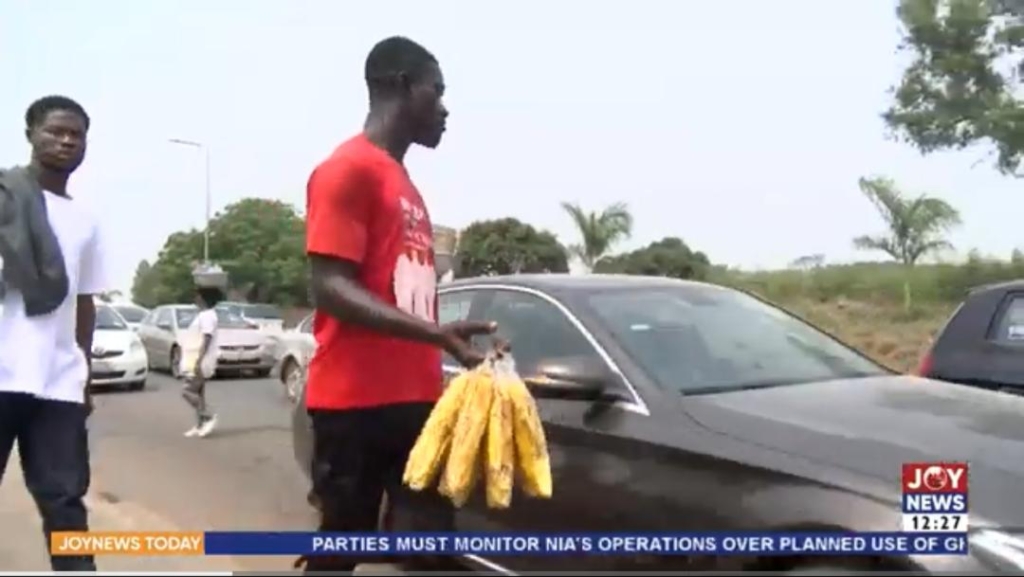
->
[201,531,969,556]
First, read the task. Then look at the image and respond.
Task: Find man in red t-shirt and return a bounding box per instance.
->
[300,36,496,573]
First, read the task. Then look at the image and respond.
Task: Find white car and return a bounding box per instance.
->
[110,302,149,332]
[272,313,315,402]
[91,304,149,391]
[216,301,285,334]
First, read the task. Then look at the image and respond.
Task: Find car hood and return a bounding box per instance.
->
[683,375,1024,529]
[252,319,284,332]
[94,329,139,352]
[217,329,267,347]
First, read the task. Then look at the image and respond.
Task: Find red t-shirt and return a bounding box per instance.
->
[304,133,442,410]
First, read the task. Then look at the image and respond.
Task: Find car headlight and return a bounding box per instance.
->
[130,340,145,354]
[970,530,1024,569]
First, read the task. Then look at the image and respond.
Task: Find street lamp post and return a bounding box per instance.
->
[168,138,211,263]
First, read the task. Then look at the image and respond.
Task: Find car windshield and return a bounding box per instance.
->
[242,304,282,320]
[585,287,888,395]
[114,306,147,323]
[176,307,199,328]
[96,306,128,330]
[178,306,252,329]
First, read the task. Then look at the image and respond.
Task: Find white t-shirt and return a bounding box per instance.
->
[0,191,110,404]
[181,309,219,379]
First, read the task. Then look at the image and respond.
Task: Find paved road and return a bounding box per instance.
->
[86,371,320,571]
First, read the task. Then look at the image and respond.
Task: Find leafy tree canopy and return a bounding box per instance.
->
[454,218,569,278]
[886,0,1024,175]
[595,237,711,280]
[131,198,307,306]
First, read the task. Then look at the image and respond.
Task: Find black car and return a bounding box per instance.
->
[917,279,1024,397]
[292,274,1024,573]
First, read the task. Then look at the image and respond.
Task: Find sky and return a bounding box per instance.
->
[3,0,1024,293]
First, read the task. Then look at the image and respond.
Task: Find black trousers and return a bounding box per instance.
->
[0,392,94,572]
[305,402,459,573]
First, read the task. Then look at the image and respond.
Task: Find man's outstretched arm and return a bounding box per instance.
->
[309,254,444,345]
[309,254,494,368]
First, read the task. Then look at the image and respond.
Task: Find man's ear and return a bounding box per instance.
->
[24,127,32,143]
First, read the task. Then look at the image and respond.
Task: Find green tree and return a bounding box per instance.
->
[852,176,962,310]
[454,218,569,278]
[141,198,308,306]
[145,230,206,305]
[561,202,633,271]
[595,237,711,280]
[885,0,1024,175]
[130,259,160,307]
[207,198,307,305]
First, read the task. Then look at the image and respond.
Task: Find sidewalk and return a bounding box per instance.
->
[0,449,239,573]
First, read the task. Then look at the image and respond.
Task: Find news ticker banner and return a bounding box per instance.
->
[50,531,971,557]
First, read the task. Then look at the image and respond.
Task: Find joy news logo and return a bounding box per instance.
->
[901,462,969,517]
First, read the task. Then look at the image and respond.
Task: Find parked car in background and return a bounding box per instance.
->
[90,304,148,391]
[916,279,1024,398]
[291,274,1023,573]
[137,304,274,378]
[272,313,314,402]
[216,301,285,334]
[110,302,149,332]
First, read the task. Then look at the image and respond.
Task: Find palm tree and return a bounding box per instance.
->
[853,176,962,310]
[561,202,634,271]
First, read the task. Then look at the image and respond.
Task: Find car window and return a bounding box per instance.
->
[439,291,476,368]
[243,304,282,320]
[298,314,313,334]
[96,306,129,330]
[991,295,1024,343]
[176,307,199,328]
[216,308,254,329]
[155,308,174,328]
[439,291,475,325]
[114,306,147,323]
[584,287,888,395]
[476,290,601,378]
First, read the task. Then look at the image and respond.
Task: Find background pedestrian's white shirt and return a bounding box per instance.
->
[0,191,111,404]
[181,309,219,379]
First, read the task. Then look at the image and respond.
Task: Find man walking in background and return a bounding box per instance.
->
[300,36,496,573]
[0,95,110,571]
[181,285,224,438]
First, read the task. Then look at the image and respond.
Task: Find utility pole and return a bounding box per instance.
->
[168,138,211,263]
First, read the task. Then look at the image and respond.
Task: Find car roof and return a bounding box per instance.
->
[968,278,1024,297]
[442,273,728,295]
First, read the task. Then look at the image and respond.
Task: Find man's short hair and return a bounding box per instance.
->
[25,95,90,130]
[364,36,438,94]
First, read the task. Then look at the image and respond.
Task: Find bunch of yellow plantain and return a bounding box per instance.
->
[402,353,552,509]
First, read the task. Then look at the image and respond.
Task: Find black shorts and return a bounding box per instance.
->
[307,402,457,571]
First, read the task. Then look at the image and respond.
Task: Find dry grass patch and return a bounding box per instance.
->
[777,297,957,374]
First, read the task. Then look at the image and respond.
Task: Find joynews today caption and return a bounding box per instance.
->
[50,461,971,558]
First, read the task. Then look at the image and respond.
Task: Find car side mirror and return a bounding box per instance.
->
[524,355,619,402]
[157,322,172,331]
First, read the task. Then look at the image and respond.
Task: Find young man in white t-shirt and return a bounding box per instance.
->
[0,96,109,572]
[181,286,222,438]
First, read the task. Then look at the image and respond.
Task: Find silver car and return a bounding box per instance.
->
[137,304,275,378]
[271,313,316,402]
